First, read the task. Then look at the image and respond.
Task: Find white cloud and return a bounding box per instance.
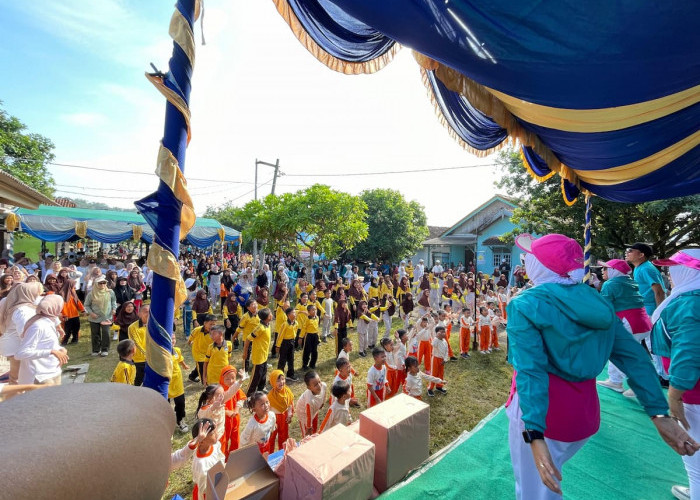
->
[60,112,109,127]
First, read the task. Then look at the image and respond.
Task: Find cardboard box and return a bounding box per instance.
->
[347,420,360,435]
[282,424,375,500]
[207,444,279,500]
[359,393,430,492]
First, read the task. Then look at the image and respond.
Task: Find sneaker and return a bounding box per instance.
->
[671,485,690,500]
[460,353,470,359]
[622,388,636,398]
[493,347,501,351]
[177,421,189,433]
[436,388,448,395]
[112,333,118,341]
[321,336,327,343]
[450,356,458,361]
[286,376,299,382]
[358,351,366,358]
[427,389,435,397]
[100,351,109,357]
[91,352,100,357]
[301,366,309,372]
[188,374,200,383]
[486,349,492,354]
[596,379,624,393]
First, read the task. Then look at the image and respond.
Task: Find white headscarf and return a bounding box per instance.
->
[524,253,585,286]
[651,249,700,323]
[605,268,625,279]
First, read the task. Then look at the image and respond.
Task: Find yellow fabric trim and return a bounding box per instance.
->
[561,178,578,206]
[519,149,555,182]
[132,225,143,242]
[146,326,174,379]
[147,242,187,310]
[75,221,88,239]
[486,84,700,133]
[169,9,196,68]
[194,0,201,21]
[272,0,401,75]
[418,67,507,158]
[572,129,700,186]
[217,228,225,242]
[145,74,192,144]
[5,213,20,232]
[155,144,196,240]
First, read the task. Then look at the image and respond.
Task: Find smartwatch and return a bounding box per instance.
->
[522,429,545,443]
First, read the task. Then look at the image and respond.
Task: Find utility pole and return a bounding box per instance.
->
[253,159,282,266]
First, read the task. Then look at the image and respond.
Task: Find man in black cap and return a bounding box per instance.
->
[625,242,668,385]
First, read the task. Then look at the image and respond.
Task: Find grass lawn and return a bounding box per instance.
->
[67,312,512,500]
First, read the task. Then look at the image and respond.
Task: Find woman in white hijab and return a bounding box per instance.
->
[15,294,69,385]
[0,282,44,384]
[650,248,700,500]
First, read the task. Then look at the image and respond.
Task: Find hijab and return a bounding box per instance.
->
[128,270,143,291]
[219,365,245,412]
[651,249,700,323]
[192,289,210,314]
[114,277,134,305]
[21,294,64,338]
[267,369,294,413]
[59,278,79,305]
[0,282,44,333]
[605,268,625,280]
[89,279,113,314]
[115,301,139,328]
[44,274,62,294]
[524,253,585,287]
[105,270,118,289]
[224,293,239,315]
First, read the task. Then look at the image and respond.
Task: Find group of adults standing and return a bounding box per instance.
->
[506,235,700,500]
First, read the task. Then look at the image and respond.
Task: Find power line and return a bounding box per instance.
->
[54,182,236,195]
[284,163,497,177]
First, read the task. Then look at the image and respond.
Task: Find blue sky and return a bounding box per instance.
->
[1,0,499,226]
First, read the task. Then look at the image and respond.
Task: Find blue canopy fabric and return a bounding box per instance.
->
[14,206,239,247]
[274,0,700,204]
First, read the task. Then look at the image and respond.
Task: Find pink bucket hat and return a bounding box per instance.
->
[653,249,700,270]
[597,259,632,275]
[515,233,584,277]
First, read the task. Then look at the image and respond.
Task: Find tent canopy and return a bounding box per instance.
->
[274,0,700,204]
[14,205,239,247]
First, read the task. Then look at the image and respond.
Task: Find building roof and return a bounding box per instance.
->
[0,170,57,209]
[482,236,506,246]
[423,235,476,246]
[441,195,517,238]
[427,226,450,239]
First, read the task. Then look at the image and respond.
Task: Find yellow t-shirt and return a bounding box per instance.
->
[128,320,147,364]
[246,324,271,366]
[300,316,320,338]
[169,347,185,398]
[295,302,308,332]
[276,320,298,347]
[275,305,287,334]
[368,286,380,300]
[205,341,232,385]
[111,360,135,385]
[189,326,212,363]
[223,303,241,319]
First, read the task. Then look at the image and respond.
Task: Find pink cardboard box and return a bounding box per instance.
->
[282,424,375,500]
[359,394,430,492]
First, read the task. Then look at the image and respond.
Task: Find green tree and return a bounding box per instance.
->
[244,184,368,271]
[348,188,429,263]
[204,202,254,252]
[0,103,55,197]
[495,148,700,259]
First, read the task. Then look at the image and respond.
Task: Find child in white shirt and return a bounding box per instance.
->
[477,306,492,354]
[190,417,225,500]
[427,326,449,397]
[367,347,390,408]
[295,370,328,437]
[459,308,476,358]
[319,380,353,432]
[331,357,358,406]
[240,392,276,457]
[403,356,446,400]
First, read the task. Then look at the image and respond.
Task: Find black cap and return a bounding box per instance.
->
[627,242,654,258]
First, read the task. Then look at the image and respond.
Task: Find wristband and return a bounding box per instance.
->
[522,429,545,443]
[650,414,671,420]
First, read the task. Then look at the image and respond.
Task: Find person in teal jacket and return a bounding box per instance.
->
[506,233,698,499]
[596,258,653,397]
[650,248,700,500]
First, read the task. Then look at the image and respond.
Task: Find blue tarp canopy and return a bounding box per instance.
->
[273,0,700,204]
[14,205,239,247]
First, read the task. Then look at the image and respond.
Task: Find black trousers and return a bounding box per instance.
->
[62,317,81,344]
[247,363,268,397]
[277,339,295,377]
[224,314,239,343]
[189,361,204,381]
[170,394,186,423]
[336,326,348,356]
[134,362,146,386]
[302,333,319,369]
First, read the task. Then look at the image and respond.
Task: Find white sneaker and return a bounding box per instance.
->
[622,388,636,398]
[100,351,109,357]
[91,352,99,357]
[596,379,624,393]
[112,333,118,341]
[671,485,690,500]
[178,421,189,433]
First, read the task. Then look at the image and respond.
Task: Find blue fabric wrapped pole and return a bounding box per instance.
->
[136,0,196,398]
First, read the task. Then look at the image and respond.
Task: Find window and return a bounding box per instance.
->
[492,248,511,268]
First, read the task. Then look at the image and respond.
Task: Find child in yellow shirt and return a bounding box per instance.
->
[169,333,190,433]
[111,339,136,385]
[127,304,149,386]
[188,314,216,384]
[203,326,232,385]
[243,308,272,396]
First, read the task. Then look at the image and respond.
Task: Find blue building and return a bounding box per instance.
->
[412,195,525,275]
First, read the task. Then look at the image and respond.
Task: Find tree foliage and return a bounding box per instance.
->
[204,202,254,252]
[0,103,55,197]
[348,188,429,263]
[494,148,700,259]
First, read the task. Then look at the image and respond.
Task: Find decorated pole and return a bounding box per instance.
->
[136,0,199,397]
[583,193,593,284]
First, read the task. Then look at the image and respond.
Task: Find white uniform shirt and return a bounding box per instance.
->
[240,410,276,450]
[191,442,225,499]
[320,400,351,431]
[296,383,328,433]
[15,317,62,383]
[404,371,445,397]
[431,337,449,360]
[367,365,387,392]
[0,305,37,357]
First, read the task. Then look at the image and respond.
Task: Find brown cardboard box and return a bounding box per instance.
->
[207,444,279,500]
[282,424,375,500]
[359,393,430,492]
